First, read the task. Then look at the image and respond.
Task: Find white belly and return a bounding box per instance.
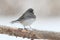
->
[20,18,35,26]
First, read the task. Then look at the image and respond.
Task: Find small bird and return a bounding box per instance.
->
[11,8,36,30]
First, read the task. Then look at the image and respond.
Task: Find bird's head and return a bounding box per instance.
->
[27,8,33,12]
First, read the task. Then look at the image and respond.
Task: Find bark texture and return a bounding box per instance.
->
[0,25,60,40]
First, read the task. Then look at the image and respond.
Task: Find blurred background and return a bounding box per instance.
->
[0,0,60,40]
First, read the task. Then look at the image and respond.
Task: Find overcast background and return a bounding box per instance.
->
[0,0,60,40]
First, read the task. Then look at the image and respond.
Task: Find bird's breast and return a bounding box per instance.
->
[20,18,35,26]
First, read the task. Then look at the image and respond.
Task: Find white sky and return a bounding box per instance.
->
[0,0,60,40]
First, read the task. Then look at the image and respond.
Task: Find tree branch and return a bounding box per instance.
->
[0,25,60,40]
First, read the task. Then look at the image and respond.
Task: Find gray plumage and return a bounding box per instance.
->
[11,8,36,27]
[16,8,36,21]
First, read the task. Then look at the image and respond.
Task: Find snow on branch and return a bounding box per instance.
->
[0,25,60,40]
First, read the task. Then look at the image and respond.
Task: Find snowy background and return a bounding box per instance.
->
[0,0,60,40]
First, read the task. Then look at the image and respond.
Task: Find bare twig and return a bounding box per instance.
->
[0,25,60,40]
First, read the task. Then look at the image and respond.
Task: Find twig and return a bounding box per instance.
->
[0,25,60,40]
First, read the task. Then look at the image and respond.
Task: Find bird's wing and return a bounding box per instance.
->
[16,13,25,21]
[16,11,29,21]
[16,11,36,21]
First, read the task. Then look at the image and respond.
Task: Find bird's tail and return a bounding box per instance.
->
[10,20,17,24]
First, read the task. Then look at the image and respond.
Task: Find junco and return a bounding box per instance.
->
[11,8,36,30]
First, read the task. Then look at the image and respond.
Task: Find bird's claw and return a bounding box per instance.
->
[24,28,28,31]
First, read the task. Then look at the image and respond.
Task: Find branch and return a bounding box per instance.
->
[0,25,60,40]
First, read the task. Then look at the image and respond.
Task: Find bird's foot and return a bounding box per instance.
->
[24,28,28,31]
